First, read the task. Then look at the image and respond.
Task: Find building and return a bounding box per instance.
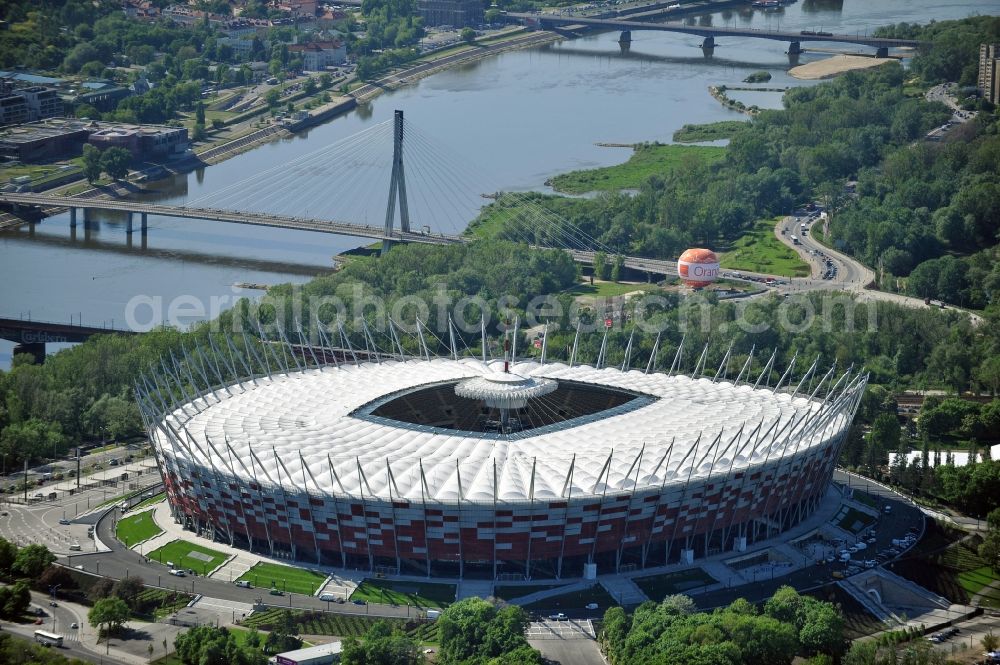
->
[0,118,187,161]
[0,85,63,126]
[287,40,346,70]
[74,86,132,112]
[0,92,28,125]
[0,119,90,161]
[276,642,342,665]
[138,332,867,581]
[22,87,63,120]
[979,43,1000,105]
[418,0,484,27]
[88,123,189,157]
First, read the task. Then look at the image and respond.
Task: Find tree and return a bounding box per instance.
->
[195,102,206,125]
[983,631,999,653]
[461,27,476,44]
[0,580,30,618]
[99,147,132,181]
[192,123,207,142]
[341,620,422,665]
[82,144,103,184]
[112,576,145,610]
[89,597,131,639]
[980,507,1000,574]
[265,88,281,108]
[12,544,55,579]
[593,251,608,281]
[0,537,16,577]
[303,77,318,96]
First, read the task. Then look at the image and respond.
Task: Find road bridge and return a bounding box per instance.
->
[509,12,924,55]
[0,191,462,247]
[0,316,136,361]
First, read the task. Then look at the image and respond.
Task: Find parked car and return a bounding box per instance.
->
[548,613,568,621]
[585,603,599,610]
[59,518,71,525]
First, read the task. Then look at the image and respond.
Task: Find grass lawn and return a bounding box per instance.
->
[836,507,876,534]
[116,510,162,546]
[719,218,811,277]
[957,567,1000,608]
[237,562,327,595]
[350,578,456,609]
[672,120,749,143]
[493,583,565,601]
[149,540,230,575]
[547,144,726,194]
[633,568,718,601]
[566,281,656,298]
[523,585,618,611]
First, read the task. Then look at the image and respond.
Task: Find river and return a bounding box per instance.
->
[0,0,995,365]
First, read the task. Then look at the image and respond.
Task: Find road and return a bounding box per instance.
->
[0,589,134,665]
[772,213,984,323]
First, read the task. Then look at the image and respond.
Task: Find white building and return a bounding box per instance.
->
[276,641,342,665]
[287,40,346,70]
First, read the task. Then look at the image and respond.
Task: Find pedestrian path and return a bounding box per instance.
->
[599,575,648,606]
[315,570,368,600]
[457,579,494,601]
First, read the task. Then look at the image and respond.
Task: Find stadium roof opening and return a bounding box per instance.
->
[361,378,653,437]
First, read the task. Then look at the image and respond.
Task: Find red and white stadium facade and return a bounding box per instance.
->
[137,335,866,580]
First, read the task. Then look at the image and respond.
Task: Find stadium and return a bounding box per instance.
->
[136,330,867,580]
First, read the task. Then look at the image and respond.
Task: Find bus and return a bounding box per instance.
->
[34,630,63,647]
[790,235,801,245]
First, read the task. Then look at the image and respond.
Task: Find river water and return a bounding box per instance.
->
[1,0,995,364]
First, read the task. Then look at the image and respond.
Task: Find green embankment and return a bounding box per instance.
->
[672,120,749,143]
[349,578,456,609]
[149,540,230,574]
[236,562,327,595]
[116,510,162,545]
[719,218,810,278]
[547,144,726,195]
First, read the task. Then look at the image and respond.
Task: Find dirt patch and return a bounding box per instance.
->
[789,55,894,80]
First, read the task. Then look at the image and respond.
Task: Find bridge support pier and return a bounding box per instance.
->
[70,207,77,228]
[12,342,45,364]
[618,30,631,44]
[787,40,802,55]
[141,212,148,233]
[126,211,134,235]
[701,36,715,49]
[876,46,888,58]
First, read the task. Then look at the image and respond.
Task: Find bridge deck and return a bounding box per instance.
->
[510,13,923,48]
[0,192,459,246]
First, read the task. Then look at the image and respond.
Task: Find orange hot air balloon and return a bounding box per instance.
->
[677,248,720,287]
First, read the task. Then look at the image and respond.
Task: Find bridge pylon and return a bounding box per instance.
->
[382,109,411,256]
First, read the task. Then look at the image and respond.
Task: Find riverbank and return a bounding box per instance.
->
[789,54,895,80]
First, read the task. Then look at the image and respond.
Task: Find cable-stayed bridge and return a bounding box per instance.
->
[1,110,671,273]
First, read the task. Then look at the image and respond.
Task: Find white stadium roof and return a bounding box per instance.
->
[155,358,854,504]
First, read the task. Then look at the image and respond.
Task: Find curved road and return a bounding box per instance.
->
[773,215,983,324]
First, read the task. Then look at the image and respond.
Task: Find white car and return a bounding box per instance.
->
[169,569,186,577]
[548,613,567,621]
